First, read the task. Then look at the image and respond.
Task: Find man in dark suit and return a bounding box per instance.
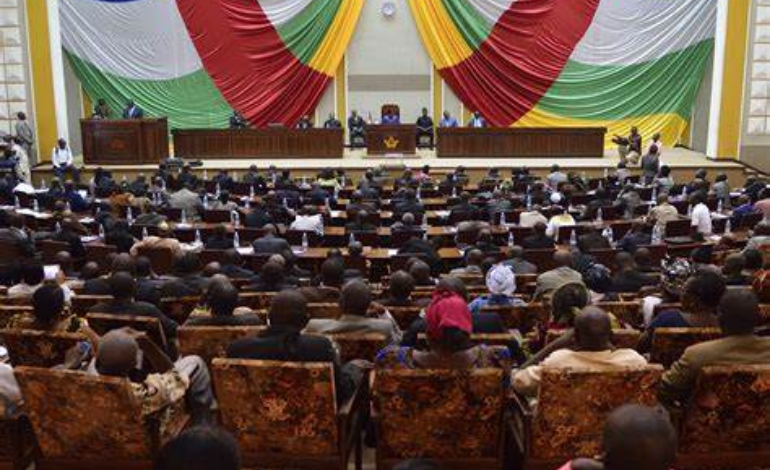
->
[392,189,425,219]
[577,226,611,253]
[184,279,262,327]
[521,222,556,250]
[449,192,479,221]
[122,100,144,119]
[226,290,358,401]
[0,212,35,257]
[251,225,291,255]
[348,110,366,147]
[220,249,256,280]
[244,199,274,228]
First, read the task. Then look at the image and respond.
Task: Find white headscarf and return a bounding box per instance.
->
[486,264,516,296]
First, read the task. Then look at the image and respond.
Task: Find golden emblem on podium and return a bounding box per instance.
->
[384,136,400,150]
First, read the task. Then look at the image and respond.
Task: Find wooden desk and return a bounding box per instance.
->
[366,125,417,155]
[437,127,606,158]
[81,118,169,165]
[172,128,344,159]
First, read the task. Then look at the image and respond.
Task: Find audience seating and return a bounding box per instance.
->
[70,295,112,317]
[480,304,548,333]
[212,359,366,470]
[0,307,32,329]
[39,240,70,265]
[512,366,663,470]
[15,366,188,469]
[159,296,200,323]
[387,306,423,330]
[307,303,342,320]
[325,333,389,363]
[84,244,118,270]
[677,365,770,469]
[135,246,175,275]
[1,329,85,368]
[177,325,265,364]
[649,328,723,367]
[0,411,35,470]
[373,368,506,470]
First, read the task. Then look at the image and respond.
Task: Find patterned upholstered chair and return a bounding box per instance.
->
[596,301,643,328]
[543,329,640,350]
[0,411,36,470]
[86,313,168,354]
[511,366,663,470]
[381,104,400,122]
[159,296,201,323]
[326,333,390,363]
[373,368,506,469]
[650,328,722,367]
[481,303,548,333]
[307,303,341,320]
[15,366,187,470]
[70,295,112,317]
[677,365,770,469]
[177,325,265,364]
[212,359,367,470]
[386,306,423,330]
[0,307,32,329]
[1,329,85,368]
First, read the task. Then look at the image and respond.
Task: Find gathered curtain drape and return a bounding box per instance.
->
[406,0,716,146]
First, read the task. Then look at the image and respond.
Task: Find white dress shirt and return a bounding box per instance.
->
[290,214,324,235]
[52,146,73,168]
[690,202,712,235]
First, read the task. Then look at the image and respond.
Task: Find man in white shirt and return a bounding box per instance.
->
[0,363,21,417]
[689,192,712,237]
[519,206,548,228]
[467,111,486,128]
[52,138,79,181]
[289,206,325,235]
[648,132,664,165]
[513,307,648,398]
[545,205,576,239]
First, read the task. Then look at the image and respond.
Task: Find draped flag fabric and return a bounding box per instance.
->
[407,0,716,147]
[60,0,364,129]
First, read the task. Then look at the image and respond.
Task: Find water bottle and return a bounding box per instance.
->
[203,169,208,181]
[161,179,167,191]
[55,222,62,233]
[40,178,47,190]
[603,168,609,178]
[215,182,221,198]
[500,212,507,226]
[203,194,209,209]
[687,205,693,217]
[717,200,724,214]
[416,186,422,201]
[231,210,240,227]
[249,185,255,199]
[422,230,428,241]
[245,198,251,209]
[603,226,614,245]
[233,230,240,248]
[651,187,657,203]
[181,209,188,225]
[526,194,532,210]
[98,223,105,239]
[651,225,661,244]
[569,229,578,246]
[282,197,288,208]
[725,218,732,235]
[195,229,202,244]
[596,208,603,223]
[333,185,339,200]
[451,186,457,198]
[13,196,19,209]
[32,199,39,213]
[126,206,133,223]
[65,201,71,212]
[682,186,688,198]
[508,231,515,247]
[301,232,309,250]
[142,227,149,239]
[349,232,356,245]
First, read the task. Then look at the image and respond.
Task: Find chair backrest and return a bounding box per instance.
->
[531,366,663,460]
[86,313,167,352]
[0,241,24,265]
[307,303,341,319]
[374,368,505,461]
[739,212,763,230]
[15,366,153,460]
[348,231,379,247]
[239,292,274,311]
[1,329,85,367]
[203,209,233,223]
[0,306,32,329]
[650,328,722,367]
[285,230,322,247]
[596,301,643,328]
[39,240,72,264]
[679,365,770,454]
[84,244,118,269]
[386,306,423,330]
[522,249,556,272]
[325,332,389,363]
[136,246,175,275]
[70,295,113,317]
[178,325,265,364]
[212,359,339,456]
[159,296,201,323]
[390,230,426,249]
[381,104,400,119]
[480,303,548,333]
[665,219,692,237]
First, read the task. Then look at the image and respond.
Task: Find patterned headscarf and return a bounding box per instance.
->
[662,258,694,296]
[486,264,516,296]
[425,291,473,341]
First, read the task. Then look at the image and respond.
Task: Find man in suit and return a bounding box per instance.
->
[577,225,611,253]
[503,245,538,275]
[220,249,256,280]
[122,100,144,119]
[0,212,35,258]
[304,280,400,343]
[348,110,366,147]
[226,290,359,402]
[449,192,479,221]
[14,112,34,159]
[534,251,583,299]
[184,279,262,327]
[391,213,423,235]
[521,222,556,250]
[251,224,291,255]
[467,111,486,128]
[323,113,342,129]
[299,258,346,303]
[392,189,425,219]
[244,199,274,228]
[659,290,770,407]
[168,184,202,221]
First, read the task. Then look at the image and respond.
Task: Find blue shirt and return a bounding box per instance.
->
[440,117,459,128]
[468,294,525,315]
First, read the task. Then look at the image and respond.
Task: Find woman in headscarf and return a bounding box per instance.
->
[376,278,510,370]
[468,264,525,314]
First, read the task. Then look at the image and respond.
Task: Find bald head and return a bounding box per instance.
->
[466,249,484,267]
[409,259,432,284]
[268,290,308,330]
[603,405,677,470]
[340,280,372,316]
[553,250,573,268]
[389,270,415,301]
[574,307,612,351]
[96,330,138,377]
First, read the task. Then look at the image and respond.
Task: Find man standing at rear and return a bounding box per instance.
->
[14,112,34,161]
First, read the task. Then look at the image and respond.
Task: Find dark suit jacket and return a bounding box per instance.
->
[205,235,233,250]
[578,233,611,252]
[89,299,178,339]
[244,208,273,228]
[0,227,35,258]
[53,229,86,258]
[221,264,255,280]
[521,234,555,250]
[252,234,291,255]
[81,277,111,296]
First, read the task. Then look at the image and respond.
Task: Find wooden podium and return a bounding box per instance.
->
[366,124,416,155]
[81,118,169,165]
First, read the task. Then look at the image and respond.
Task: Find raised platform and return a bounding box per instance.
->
[31,147,749,184]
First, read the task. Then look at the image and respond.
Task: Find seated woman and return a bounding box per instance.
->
[376,278,510,370]
[468,264,526,314]
[637,270,725,354]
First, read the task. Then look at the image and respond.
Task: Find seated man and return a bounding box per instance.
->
[439,111,458,128]
[304,280,401,343]
[52,138,79,182]
[658,290,770,407]
[513,307,647,398]
[467,111,486,128]
[130,222,184,257]
[155,425,241,470]
[534,251,582,300]
[184,278,262,326]
[502,245,538,275]
[348,110,366,147]
[522,222,555,249]
[87,329,215,418]
[558,404,677,470]
[323,113,342,129]
[251,224,291,255]
[379,270,424,307]
[450,248,484,276]
[226,290,360,402]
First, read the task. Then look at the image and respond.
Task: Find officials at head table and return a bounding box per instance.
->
[122,100,144,119]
